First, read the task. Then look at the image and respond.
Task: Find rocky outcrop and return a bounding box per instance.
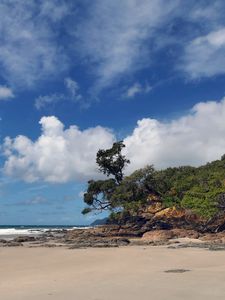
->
[142,230,174,242]
[60,226,131,248]
[171,228,199,239]
[141,229,200,243]
[103,194,220,234]
[13,236,37,243]
[2,226,225,248]
[0,240,22,247]
[154,206,186,219]
[131,194,225,233]
[1,192,225,249]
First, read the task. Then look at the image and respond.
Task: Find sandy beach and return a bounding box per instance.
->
[1,246,225,300]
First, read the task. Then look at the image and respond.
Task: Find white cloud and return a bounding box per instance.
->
[40,0,70,22]
[64,77,82,101]
[0,1,69,88]
[3,98,225,183]
[76,0,178,93]
[124,98,225,173]
[35,94,65,110]
[3,116,115,183]
[0,0,224,94]
[0,85,14,100]
[188,0,225,25]
[35,77,82,110]
[124,82,152,98]
[181,27,225,79]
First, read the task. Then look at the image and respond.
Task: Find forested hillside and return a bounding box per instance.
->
[83,142,225,225]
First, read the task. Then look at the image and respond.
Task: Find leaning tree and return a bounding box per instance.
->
[82,141,130,214]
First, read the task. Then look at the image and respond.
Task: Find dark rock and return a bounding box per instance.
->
[3,242,22,247]
[13,236,37,243]
[0,239,7,243]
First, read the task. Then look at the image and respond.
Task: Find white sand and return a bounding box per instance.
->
[1,246,225,300]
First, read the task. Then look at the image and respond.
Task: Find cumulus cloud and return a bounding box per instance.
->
[0,85,14,100]
[3,98,225,183]
[181,27,225,79]
[0,0,69,88]
[3,116,115,183]
[124,82,152,98]
[124,98,225,172]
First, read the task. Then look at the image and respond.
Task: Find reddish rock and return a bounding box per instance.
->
[142,230,174,242]
[200,232,225,243]
[143,202,164,215]
[154,206,186,219]
[171,228,199,239]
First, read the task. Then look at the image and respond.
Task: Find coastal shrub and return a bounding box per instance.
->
[181,193,218,219]
[162,195,181,208]
[83,141,225,222]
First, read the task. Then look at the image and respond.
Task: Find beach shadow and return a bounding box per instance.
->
[164,269,190,273]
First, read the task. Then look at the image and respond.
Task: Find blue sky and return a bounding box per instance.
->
[1,0,225,225]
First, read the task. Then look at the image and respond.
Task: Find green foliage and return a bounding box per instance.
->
[158,159,225,219]
[162,196,181,208]
[82,207,92,215]
[110,165,156,206]
[96,141,130,184]
[83,141,130,213]
[181,193,218,219]
[83,178,117,213]
[83,144,225,221]
[221,154,225,161]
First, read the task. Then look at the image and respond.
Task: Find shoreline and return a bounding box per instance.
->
[1,226,225,250]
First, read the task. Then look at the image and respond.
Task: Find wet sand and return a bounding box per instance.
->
[1,246,225,300]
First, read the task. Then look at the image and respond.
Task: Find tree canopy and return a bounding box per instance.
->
[96,141,130,184]
[82,141,130,214]
[82,141,225,221]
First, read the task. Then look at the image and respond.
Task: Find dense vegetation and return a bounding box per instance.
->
[82,142,225,221]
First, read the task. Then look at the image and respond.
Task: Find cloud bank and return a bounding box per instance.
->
[3,116,115,183]
[124,99,225,173]
[3,98,225,183]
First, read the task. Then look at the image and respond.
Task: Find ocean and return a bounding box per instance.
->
[0,225,89,238]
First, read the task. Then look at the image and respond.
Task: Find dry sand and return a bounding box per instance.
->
[1,246,225,300]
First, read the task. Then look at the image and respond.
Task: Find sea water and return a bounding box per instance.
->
[0,225,89,239]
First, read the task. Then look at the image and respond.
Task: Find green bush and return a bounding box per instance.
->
[83,146,225,221]
[181,193,218,219]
